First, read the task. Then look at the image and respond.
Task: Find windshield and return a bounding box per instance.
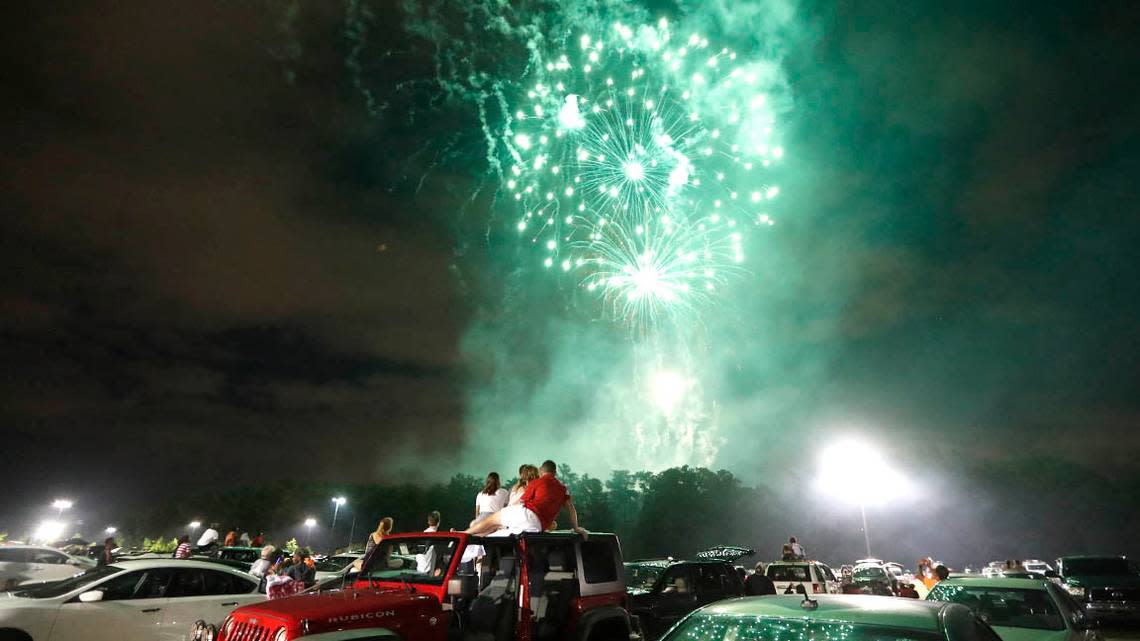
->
[1063,559,1133,576]
[767,565,811,582]
[626,564,666,591]
[360,538,457,586]
[928,585,1065,631]
[12,565,123,599]
[855,567,889,581]
[315,556,358,572]
[664,615,943,641]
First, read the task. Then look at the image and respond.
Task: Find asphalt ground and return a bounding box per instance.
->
[1105,627,1140,641]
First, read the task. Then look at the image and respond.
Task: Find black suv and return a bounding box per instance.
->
[625,558,746,640]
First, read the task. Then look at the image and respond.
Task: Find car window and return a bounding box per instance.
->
[820,564,837,581]
[664,616,943,641]
[204,570,256,594]
[0,549,32,562]
[661,566,694,595]
[694,565,726,595]
[931,586,1065,632]
[767,564,811,582]
[135,569,175,599]
[360,537,458,586]
[31,551,68,564]
[579,540,618,584]
[98,571,149,601]
[169,569,207,597]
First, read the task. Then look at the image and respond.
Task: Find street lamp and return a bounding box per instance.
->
[816,439,911,559]
[105,527,117,535]
[51,499,73,519]
[304,518,317,547]
[330,497,346,526]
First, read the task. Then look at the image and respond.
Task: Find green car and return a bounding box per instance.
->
[660,594,1000,641]
[1055,555,1140,623]
[927,578,1102,641]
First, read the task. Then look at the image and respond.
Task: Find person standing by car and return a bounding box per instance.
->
[474,472,510,521]
[364,517,394,557]
[425,511,441,532]
[224,526,238,547]
[173,535,192,559]
[284,548,316,587]
[96,537,116,566]
[251,532,264,547]
[249,545,275,579]
[745,562,777,595]
[509,464,539,505]
[239,530,252,546]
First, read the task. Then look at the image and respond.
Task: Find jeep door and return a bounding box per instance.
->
[158,567,263,639]
[50,568,171,641]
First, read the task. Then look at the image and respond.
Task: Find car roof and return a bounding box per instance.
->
[936,577,1052,590]
[699,595,949,631]
[768,559,825,565]
[1057,555,1127,560]
[109,559,256,577]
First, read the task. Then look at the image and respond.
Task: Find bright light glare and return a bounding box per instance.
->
[304,518,317,528]
[34,520,66,543]
[51,499,73,511]
[189,520,201,529]
[816,439,911,506]
[649,369,687,416]
[105,527,117,535]
[331,496,347,506]
[623,160,645,181]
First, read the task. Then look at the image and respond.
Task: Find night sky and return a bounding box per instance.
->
[3,0,1139,540]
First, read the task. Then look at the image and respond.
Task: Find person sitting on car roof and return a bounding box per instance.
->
[463,460,586,537]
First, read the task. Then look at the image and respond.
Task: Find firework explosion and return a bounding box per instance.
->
[501,18,783,328]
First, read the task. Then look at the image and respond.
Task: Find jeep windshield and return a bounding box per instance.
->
[664,615,942,641]
[360,537,458,586]
[1063,558,1135,576]
[854,567,889,581]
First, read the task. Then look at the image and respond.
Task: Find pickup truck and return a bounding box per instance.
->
[212,530,640,641]
[1056,555,1140,623]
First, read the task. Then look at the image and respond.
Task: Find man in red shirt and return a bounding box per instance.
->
[464,460,587,536]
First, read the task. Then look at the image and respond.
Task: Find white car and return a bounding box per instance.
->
[0,545,94,590]
[313,553,363,583]
[927,577,1102,641]
[765,560,842,595]
[0,559,264,641]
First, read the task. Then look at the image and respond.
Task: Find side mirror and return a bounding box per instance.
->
[78,590,105,603]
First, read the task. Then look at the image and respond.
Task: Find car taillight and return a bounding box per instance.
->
[812,583,821,593]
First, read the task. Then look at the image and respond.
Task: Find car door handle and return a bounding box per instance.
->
[140,608,162,613]
[221,601,238,606]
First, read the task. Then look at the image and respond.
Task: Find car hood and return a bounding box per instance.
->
[990,625,1070,641]
[1065,575,1140,589]
[236,587,430,621]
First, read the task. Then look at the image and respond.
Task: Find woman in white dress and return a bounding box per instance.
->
[508,464,539,506]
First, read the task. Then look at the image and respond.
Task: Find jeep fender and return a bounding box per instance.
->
[290,627,400,640]
[576,606,633,641]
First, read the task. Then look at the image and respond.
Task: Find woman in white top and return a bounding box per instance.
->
[474,472,510,522]
[508,463,539,506]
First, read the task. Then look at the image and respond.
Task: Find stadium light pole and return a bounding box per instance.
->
[330,496,347,530]
[52,499,73,519]
[817,439,909,560]
[304,518,317,547]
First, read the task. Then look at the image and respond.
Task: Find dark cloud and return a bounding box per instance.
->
[2,0,1139,537]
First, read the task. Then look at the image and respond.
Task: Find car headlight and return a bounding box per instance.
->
[274,627,289,641]
[1066,585,1086,598]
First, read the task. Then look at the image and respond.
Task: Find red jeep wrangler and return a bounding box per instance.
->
[214,531,640,641]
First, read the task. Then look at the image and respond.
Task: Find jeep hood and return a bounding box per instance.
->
[234,587,434,622]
